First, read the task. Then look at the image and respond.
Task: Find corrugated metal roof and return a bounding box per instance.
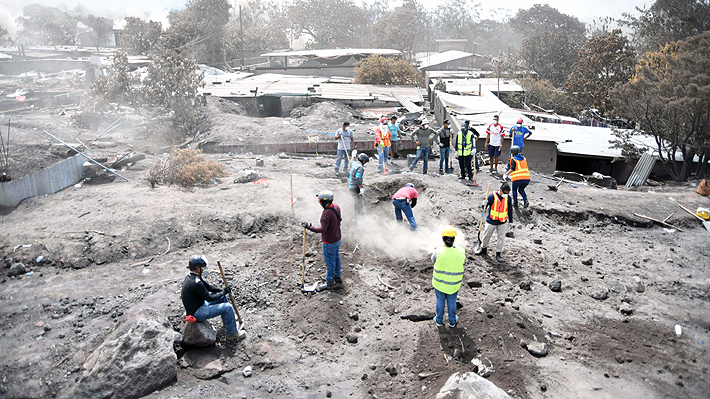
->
[417,50,476,69]
[437,91,534,130]
[260,49,401,58]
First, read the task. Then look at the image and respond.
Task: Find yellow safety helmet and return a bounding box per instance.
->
[442,225,457,237]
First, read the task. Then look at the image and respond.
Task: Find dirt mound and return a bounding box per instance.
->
[206,96,247,115]
[289,101,360,121]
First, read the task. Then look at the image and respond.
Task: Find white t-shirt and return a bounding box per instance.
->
[486,123,505,146]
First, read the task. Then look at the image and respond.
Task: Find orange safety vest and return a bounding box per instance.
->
[510,158,530,181]
[375,125,391,148]
[490,193,509,222]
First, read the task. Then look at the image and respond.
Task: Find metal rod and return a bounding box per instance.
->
[0,119,6,171]
[41,130,129,181]
[91,117,123,143]
[5,118,9,172]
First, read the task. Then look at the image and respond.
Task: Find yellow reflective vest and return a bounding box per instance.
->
[456,131,474,156]
[432,246,465,294]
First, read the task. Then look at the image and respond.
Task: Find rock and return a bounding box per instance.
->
[173,332,183,344]
[435,372,511,399]
[346,334,358,344]
[526,342,548,357]
[2,258,13,268]
[349,312,359,321]
[385,364,398,376]
[582,258,594,266]
[549,279,562,292]
[475,307,485,314]
[533,239,543,245]
[470,358,492,378]
[234,172,261,184]
[467,280,483,288]
[590,287,609,300]
[619,305,634,316]
[326,390,332,398]
[505,231,514,238]
[182,320,217,346]
[635,281,646,293]
[8,263,27,277]
[243,366,252,377]
[44,324,52,331]
[541,384,547,392]
[400,308,435,322]
[69,309,177,399]
[519,281,532,291]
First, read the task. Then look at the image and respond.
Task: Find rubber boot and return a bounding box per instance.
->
[495,252,504,263]
[475,247,487,256]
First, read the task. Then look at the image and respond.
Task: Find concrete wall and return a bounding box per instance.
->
[0,154,85,207]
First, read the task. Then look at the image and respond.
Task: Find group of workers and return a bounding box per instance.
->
[178,115,532,342]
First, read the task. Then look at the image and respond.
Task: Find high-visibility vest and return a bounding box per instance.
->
[432,246,465,294]
[375,125,391,147]
[456,131,473,156]
[490,193,509,222]
[510,158,530,181]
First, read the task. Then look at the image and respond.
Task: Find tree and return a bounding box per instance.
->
[369,0,427,59]
[624,0,710,52]
[510,77,578,117]
[122,17,163,56]
[433,0,480,41]
[565,29,636,115]
[83,14,113,53]
[510,5,587,87]
[80,51,138,116]
[472,19,524,56]
[286,0,369,48]
[611,31,710,181]
[225,0,289,55]
[162,0,232,64]
[16,4,78,46]
[353,55,423,85]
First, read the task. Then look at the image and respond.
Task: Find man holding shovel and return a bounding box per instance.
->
[181,255,246,340]
[475,182,514,263]
[334,121,354,173]
[301,190,343,291]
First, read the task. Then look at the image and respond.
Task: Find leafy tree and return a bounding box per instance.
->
[16,4,78,46]
[509,77,578,117]
[225,0,289,54]
[80,51,138,116]
[510,4,586,87]
[83,14,113,53]
[369,0,427,59]
[122,17,163,56]
[433,0,480,41]
[623,0,710,52]
[565,29,636,115]
[364,0,391,21]
[162,0,231,64]
[611,31,710,181]
[353,55,423,85]
[286,0,369,48]
[472,19,524,56]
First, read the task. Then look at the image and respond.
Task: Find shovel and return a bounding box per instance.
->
[678,204,710,232]
[216,261,244,332]
[300,227,317,292]
[475,183,492,250]
[548,177,564,191]
[446,145,454,174]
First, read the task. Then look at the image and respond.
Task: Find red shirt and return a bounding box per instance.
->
[391,186,418,201]
[307,204,342,244]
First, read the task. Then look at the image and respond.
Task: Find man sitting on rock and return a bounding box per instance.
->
[181,255,246,340]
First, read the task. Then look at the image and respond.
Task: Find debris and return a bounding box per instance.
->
[234,172,261,184]
[436,372,509,398]
[675,324,682,337]
[377,274,396,290]
[549,279,562,292]
[696,179,709,196]
[475,307,485,314]
[400,308,435,322]
[243,366,252,377]
[633,213,683,231]
[418,372,439,380]
[36,256,43,264]
[164,237,171,254]
[678,204,710,231]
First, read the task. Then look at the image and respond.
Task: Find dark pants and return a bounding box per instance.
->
[392,199,417,230]
[458,154,472,178]
[512,179,529,205]
[350,187,363,214]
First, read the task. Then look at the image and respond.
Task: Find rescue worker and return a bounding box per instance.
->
[181,255,246,340]
[408,121,435,174]
[349,153,369,215]
[485,115,505,173]
[388,116,402,159]
[505,145,530,208]
[453,120,478,180]
[509,118,532,151]
[302,190,343,291]
[391,183,418,230]
[374,117,391,173]
[334,121,355,173]
[431,226,465,328]
[436,119,453,174]
[475,182,514,263]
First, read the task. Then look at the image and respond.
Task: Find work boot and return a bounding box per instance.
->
[475,247,487,256]
[439,169,444,174]
[524,200,529,208]
[513,202,519,208]
[226,330,247,341]
[495,252,504,263]
[459,175,466,180]
[317,280,336,292]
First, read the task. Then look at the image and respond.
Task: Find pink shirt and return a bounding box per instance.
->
[392,186,418,201]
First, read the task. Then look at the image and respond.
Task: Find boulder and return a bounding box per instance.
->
[8,263,27,277]
[548,279,562,292]
[590,287,609,301]
[526,342,548,357]
[436,372,512,399]
[182,320,217,346]
[400,308,435,322]
[69,309,177,399]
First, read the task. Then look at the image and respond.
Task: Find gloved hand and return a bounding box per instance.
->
[481,202,487,210]
[222,286,232,296]
[300,221,311,228]
[359,187,365,196]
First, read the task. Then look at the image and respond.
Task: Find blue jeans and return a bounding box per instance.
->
[334,149,349,172]
[392,199,417,230]
[439,146,450,171]
[434,289,458,326]
[377,146,390,171]
[322,240,341,282]
[409,147,430,173]
[512,179,529,205]
[193,295,237,335]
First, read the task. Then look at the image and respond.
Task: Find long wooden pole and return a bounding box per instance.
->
[216,261,243,328]
[301,227,306,286]
[633,213,682,231]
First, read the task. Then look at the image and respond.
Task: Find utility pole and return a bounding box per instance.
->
[239,5,245,69]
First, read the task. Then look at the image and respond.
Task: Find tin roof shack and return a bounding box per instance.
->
[417,50,485,72]
[257,49,402,78]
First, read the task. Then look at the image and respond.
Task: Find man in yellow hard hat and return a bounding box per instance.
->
[431,226,466,328]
